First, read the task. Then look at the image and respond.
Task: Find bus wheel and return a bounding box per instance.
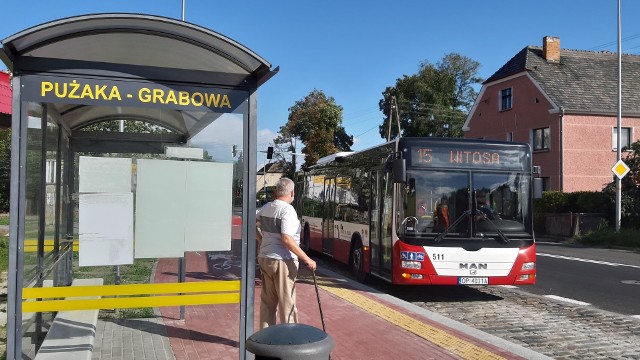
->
[301,225,310,253]
[351,240,367,283]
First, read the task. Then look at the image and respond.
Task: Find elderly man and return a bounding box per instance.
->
[256,177,317,329]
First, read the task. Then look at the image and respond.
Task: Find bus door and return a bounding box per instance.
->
[370,170,393,278]
[322,177,336,256]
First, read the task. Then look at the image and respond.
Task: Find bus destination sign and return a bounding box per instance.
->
[408,144,528,171]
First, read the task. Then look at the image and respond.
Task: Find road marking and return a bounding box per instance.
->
[537,253,640,269]
[322,286,507,360]
[499,285,518,289]
[544,295,591,306]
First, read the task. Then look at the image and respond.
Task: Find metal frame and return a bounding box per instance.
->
[2,14,276,359]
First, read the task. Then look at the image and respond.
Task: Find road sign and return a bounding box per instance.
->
[612,160,630,180]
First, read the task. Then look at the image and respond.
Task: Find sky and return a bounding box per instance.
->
[3,0,640,167]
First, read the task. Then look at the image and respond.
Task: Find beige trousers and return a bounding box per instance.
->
[258,257,299,329]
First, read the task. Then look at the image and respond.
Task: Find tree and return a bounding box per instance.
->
[280,89,353,168]
[272,133,297,180]
[81,119,171,133]
[603,140,640,228]
[0,129,10,212]
[379,53,483,139]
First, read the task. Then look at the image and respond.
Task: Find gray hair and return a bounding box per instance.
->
[275,177,295,197]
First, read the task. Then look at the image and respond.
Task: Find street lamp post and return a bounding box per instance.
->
[616,0,622,232]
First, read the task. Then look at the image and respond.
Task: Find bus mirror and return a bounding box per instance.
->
[533,178,543,199]
[393,158,406,183]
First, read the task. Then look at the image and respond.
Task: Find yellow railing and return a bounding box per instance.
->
[22,280,241,312]
[24,239,79,252]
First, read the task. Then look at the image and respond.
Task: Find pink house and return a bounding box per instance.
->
[0,71,10,129]
[464,36,640,192]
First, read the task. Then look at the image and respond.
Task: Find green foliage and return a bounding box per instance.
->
[118,306,155,319]
[602,140,640,228]
[282,89,353,168]
[0,215,7,226]
[579,227,640,250]
[0,130,10,213]
[80,119,171,134]
[533,191,609,214]
[273,134,297,179]
[0,237,8,272]
[379,53,483,139]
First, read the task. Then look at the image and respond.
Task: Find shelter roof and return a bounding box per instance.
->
[1,13,273,81]
[0,13,277,135]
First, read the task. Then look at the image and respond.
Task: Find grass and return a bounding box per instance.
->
[70,253,157,319]
[578,227,640,250]
[0,215,7,226]
[0,228,6,360]
[0,238,7,273]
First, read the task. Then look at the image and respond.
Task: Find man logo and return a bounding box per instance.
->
[459,263,488,270]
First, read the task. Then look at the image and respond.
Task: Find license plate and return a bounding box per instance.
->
[458,277,489,285]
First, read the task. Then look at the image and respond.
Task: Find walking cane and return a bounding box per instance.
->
[312,270,326,332]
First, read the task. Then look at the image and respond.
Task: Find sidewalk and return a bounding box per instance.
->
[91,251,552,360]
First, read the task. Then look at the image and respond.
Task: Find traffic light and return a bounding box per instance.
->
[266,146,273,159]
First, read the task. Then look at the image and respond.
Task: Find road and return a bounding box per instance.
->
[530,242,640,316]
[313,243,640,359]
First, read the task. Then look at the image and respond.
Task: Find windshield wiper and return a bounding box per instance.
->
[475,209,510,244]
[434,210,470,243]
[434,209,511,244]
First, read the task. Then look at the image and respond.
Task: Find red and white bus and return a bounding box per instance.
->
[295,137,537,285]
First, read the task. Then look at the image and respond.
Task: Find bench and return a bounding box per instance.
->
[34,278,103,360]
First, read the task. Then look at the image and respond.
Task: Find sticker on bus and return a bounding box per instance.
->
[400,252,425,261]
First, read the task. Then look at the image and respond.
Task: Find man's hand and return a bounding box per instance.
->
[305,258,317,272]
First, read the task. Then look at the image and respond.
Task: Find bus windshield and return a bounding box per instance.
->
[398,170,532,242]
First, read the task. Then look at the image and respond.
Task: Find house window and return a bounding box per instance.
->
[542,177,551,191]
[500,88,512,111]
[612,127,631,150]
[506,132,513,142]
[532,127,550,150]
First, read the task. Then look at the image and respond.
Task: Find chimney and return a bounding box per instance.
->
[543,36,560,62]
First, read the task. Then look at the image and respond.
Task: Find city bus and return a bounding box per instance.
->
[295,137,537,285]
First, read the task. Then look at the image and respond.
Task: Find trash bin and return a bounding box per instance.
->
[246,323,335,360]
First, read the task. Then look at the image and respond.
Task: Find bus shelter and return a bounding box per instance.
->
[1,13,276,359]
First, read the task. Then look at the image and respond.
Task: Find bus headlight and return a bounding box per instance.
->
[521,262,535,271]
[401,261,422,269]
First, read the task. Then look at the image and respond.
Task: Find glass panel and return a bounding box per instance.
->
[473,172,530,234]
[19,98,249,357]
[398,170,469,237]
[369,172,380,269]
[613,127,631,150]
[380,173,393,271]
[543,128,550,148]
[23,104,44,288]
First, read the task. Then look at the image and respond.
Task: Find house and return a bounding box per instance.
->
[256,160,286,200]
[0,71,10,129]
[463,36,640,192]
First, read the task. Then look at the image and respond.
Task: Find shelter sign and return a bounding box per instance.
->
[20,74,249,113]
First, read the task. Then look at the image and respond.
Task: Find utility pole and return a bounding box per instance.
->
[616,0,622,232]
[386,96,400,141]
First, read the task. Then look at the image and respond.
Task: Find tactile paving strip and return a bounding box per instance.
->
[321,285,506,360]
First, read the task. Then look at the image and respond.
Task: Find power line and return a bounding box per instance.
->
[354,124,380,138]
[588,32,640,51]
